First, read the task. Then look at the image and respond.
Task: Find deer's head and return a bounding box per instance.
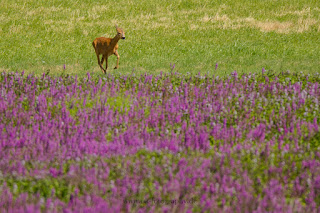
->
[115,25,125,40]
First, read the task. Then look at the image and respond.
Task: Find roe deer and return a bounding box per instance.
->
[92,25,125,74]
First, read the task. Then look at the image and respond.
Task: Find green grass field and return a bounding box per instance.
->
[1,0,320,76]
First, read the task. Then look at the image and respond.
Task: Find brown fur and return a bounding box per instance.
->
[92,25,125,74]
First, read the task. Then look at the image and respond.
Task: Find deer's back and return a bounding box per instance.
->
[92,37,115,55]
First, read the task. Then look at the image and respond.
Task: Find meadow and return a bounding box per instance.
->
[1,0,320,76]
[1,0,320,212]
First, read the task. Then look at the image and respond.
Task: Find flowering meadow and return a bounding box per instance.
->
[1,70,320,212]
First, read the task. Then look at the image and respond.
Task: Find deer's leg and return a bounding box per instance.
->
[100,56,104,65]
[96,53,105,73]
[104,56,108,74]
[114,50,120,69]
[101,55,108,74]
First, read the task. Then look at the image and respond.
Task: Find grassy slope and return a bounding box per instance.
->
[0,0,320,76]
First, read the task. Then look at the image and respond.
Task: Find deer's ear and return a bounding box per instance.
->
[115,24,118,29]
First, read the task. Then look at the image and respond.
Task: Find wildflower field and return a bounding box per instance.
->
[1,0,320,75]
[1,70,320,212]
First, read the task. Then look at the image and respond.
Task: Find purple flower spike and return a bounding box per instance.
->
[170,63,176,71]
